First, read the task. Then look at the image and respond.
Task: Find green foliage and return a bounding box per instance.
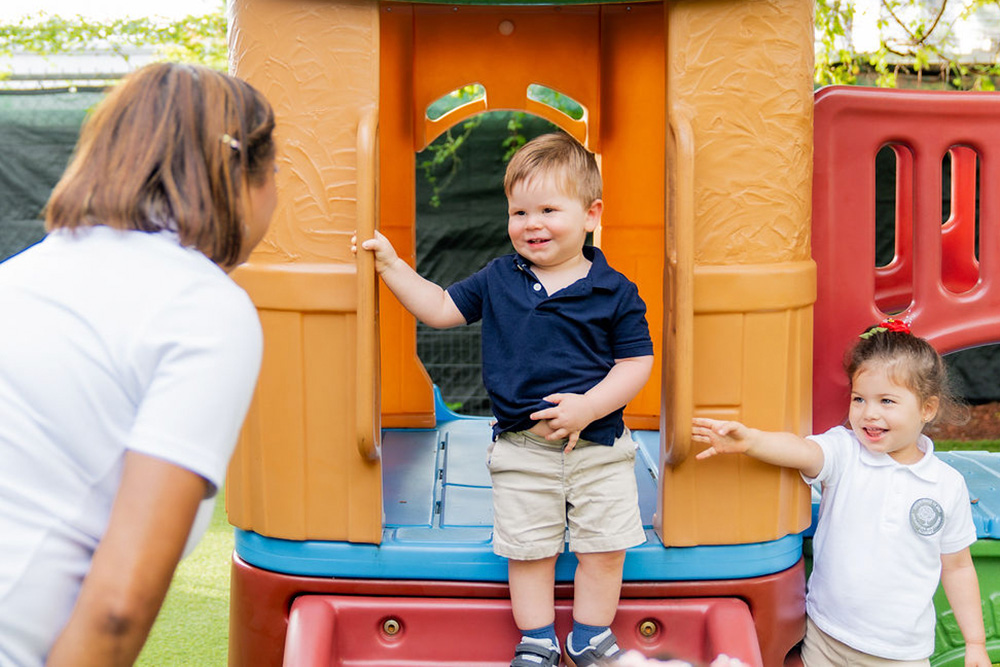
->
[526,84,584,120]
[503,113,528,162]
[426,84,485,121]
[815,0,861,85]
[0,2,228,76]
[418,118,483,208]
[815,0,1000,90]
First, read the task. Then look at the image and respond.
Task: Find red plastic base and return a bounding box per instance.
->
[284,595,762,666]
[229,554,805,667]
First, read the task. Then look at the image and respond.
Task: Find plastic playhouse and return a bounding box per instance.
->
[223,0,1000,665]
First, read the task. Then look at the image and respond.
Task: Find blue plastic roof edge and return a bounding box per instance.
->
[235,528,803,582]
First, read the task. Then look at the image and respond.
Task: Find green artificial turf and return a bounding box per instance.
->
[137,493,234,666]
[936,440,1000,453]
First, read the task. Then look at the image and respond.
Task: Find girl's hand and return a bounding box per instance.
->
[350,230,399,274]
[530,393,596,453]
[691,417,752,459]
[964,641,990,667]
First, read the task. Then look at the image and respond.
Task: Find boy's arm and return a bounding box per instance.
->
[530,354,653,453]
[352,231,466,329]
[940,548,990,667]
[691,418,824,477]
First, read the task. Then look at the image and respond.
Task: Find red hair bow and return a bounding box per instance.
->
[860,317,911,339]
[880,317,911,334]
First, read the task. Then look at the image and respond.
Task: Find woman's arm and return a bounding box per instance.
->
[47,451,207,667]
[940,548,990,667]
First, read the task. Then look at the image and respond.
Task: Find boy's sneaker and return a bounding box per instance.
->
[510,637,560,667]
[563,629,622,666]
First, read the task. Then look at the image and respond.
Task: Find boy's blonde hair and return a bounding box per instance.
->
[503,132,602,208]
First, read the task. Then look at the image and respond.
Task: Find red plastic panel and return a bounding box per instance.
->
[812,86,1000,431]
[282,595,761,666]
[229,555,805,667]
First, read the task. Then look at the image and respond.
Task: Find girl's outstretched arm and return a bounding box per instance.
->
[691,418,824,478]
[940,548,990,667]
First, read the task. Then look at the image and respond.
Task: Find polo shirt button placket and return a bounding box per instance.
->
[533,283,542,292]
[883,468,904,531]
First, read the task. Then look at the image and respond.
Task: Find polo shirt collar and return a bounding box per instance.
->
[512,246,618,292]
[858,433,939,482]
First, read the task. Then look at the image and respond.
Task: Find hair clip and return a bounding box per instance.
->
[221,133,241,151]
[859,317,911,339]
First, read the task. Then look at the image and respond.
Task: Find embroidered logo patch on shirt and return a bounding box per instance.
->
[910,498,944,536]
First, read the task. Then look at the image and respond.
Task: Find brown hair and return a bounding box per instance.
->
[845,326,967,426]
[503,132,602,209]
[45,62,276,267]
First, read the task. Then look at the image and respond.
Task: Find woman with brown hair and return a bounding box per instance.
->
[0,62,277,666]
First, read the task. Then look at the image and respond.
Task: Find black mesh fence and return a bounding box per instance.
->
[0,88,105,261]
[414,112,556,416]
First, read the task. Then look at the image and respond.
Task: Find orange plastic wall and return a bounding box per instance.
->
[227,0,815,547]
[226,0,383,544]
[658,0,816,545]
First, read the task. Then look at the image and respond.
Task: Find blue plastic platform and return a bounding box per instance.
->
[236,392,803,582]
[940,451,1000,539]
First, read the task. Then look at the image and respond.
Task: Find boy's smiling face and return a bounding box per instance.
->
[506,171,602,272]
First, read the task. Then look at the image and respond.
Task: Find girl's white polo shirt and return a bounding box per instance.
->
[803,426,976,660]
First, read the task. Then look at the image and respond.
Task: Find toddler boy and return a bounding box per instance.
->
[353,132,653,667]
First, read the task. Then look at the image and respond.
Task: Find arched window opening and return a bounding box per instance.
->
[526,84,585,121]
[426,84,486,121]
[939,146,980,295]
[874,143,911,313]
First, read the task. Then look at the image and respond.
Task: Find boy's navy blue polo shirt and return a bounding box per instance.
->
[447,246,653,445]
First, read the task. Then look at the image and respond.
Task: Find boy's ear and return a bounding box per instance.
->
[585,199,603,232]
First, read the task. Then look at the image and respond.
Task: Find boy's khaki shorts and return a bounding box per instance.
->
[801,617,930,667]
[486,427,646,561]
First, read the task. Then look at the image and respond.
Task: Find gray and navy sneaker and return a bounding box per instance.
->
[511,637,561,667]
[564,629,622,666]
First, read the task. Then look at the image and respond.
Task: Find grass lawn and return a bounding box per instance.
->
[937,440,1000,453]
[137,493,233,666]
